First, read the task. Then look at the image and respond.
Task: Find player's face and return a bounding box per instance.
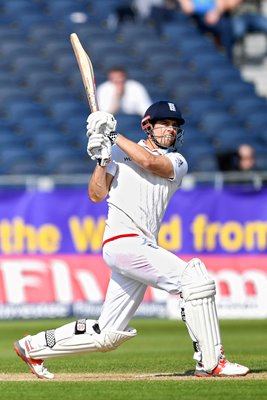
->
[153,119,181,148]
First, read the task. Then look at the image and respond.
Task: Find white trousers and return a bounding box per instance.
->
[98,236,187,331]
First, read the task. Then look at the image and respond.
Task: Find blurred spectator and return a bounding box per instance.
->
[147,0,181,33]
[97,66,152,116]
[178,0,235,59]
[107,0,165,30]
[133,0,169,21]
[236,143,256,171]
[108,1,182,34]
[178,1,267,60]
[133,0,180,30]
[217,143,257,171]
[107,2,137,30]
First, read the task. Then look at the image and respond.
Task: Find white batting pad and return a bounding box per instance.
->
[181,258,222,371]
[29,327,137,359]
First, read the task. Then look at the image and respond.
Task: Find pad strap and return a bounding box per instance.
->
[75,319,86,334]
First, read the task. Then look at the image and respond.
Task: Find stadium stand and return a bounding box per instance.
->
[0,0,266,176]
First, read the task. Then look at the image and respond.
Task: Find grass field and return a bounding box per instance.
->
[0,318,266,400]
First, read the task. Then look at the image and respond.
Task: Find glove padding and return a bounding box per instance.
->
[87,134,111,166]
[87,133,103,157]
[86,111,117,138]
[99,136,112,166]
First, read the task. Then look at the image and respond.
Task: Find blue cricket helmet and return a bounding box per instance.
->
[141,101,185,131]
[141,101,185,149]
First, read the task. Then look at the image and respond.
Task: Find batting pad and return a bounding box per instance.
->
[29,327,137,359]
[181,258,222,371]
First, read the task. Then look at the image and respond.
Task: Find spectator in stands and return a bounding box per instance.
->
[107,2,137,31]
[107,1,167,30]
[97,66,152,116]
[236,143,256,171]
[217,143,257,171]
[133,0,172,22]
[126,1,180,33]
[178,1,267,61]
[178,0,235,59]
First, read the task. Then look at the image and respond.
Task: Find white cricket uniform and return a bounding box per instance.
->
[98,140,189,331]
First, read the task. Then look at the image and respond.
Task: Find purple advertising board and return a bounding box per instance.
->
[0,187,267,255]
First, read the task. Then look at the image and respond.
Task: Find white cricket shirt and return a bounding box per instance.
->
[104,140,188,243]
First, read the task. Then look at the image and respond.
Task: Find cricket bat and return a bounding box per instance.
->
[70,32,98,113]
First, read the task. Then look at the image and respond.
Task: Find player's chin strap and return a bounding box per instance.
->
[149,130,184,152]
[180,258,222,372]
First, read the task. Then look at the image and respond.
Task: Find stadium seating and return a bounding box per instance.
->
[4,101,47,123]
[0,88,34,105]
[0,0,266,176]
[0,147,42,173]
[29,132,74,151]
[43,0,88,17]
[47,100,88,122]
[212,126,264,152]
[12,57,55,77]
[255,149,267,171]
[41,147,88,174]
[231,96,267,116]
[116,114,141,134]
[3,159,48,175]
[244,111,267,132]
[53,158,95,175]
[89,0,126,21]
[162,20,201,47]
[1,0,43,14]
[199,112,243,138]
[16,116,60,138]
[182,145,220,173]
[38,86,81,104]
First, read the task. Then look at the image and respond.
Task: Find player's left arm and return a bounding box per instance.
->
[88,167,114,202]
[86,111,117,202]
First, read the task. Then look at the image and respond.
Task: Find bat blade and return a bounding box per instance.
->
[70,33,98,113]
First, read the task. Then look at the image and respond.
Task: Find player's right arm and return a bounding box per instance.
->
[115,134,175,179]
[88,166,114,202]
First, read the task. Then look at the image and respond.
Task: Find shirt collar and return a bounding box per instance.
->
[139,140,169,155]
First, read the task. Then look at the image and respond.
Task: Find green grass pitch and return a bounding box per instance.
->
[0,318,266,400]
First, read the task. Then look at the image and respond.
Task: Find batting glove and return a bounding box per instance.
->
[87,134,112,166]
[86,111,117,138]
[97,136,112,166]
[87,133,104,159]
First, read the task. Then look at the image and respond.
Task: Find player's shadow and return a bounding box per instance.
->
[153,370,195,377]
[152,368,267,377]
[249,368,267,373]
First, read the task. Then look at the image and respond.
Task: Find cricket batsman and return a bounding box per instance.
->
[14,101,249,379]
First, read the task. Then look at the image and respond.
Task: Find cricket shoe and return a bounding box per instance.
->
[13,336,54,380]
[195,358,249,377]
